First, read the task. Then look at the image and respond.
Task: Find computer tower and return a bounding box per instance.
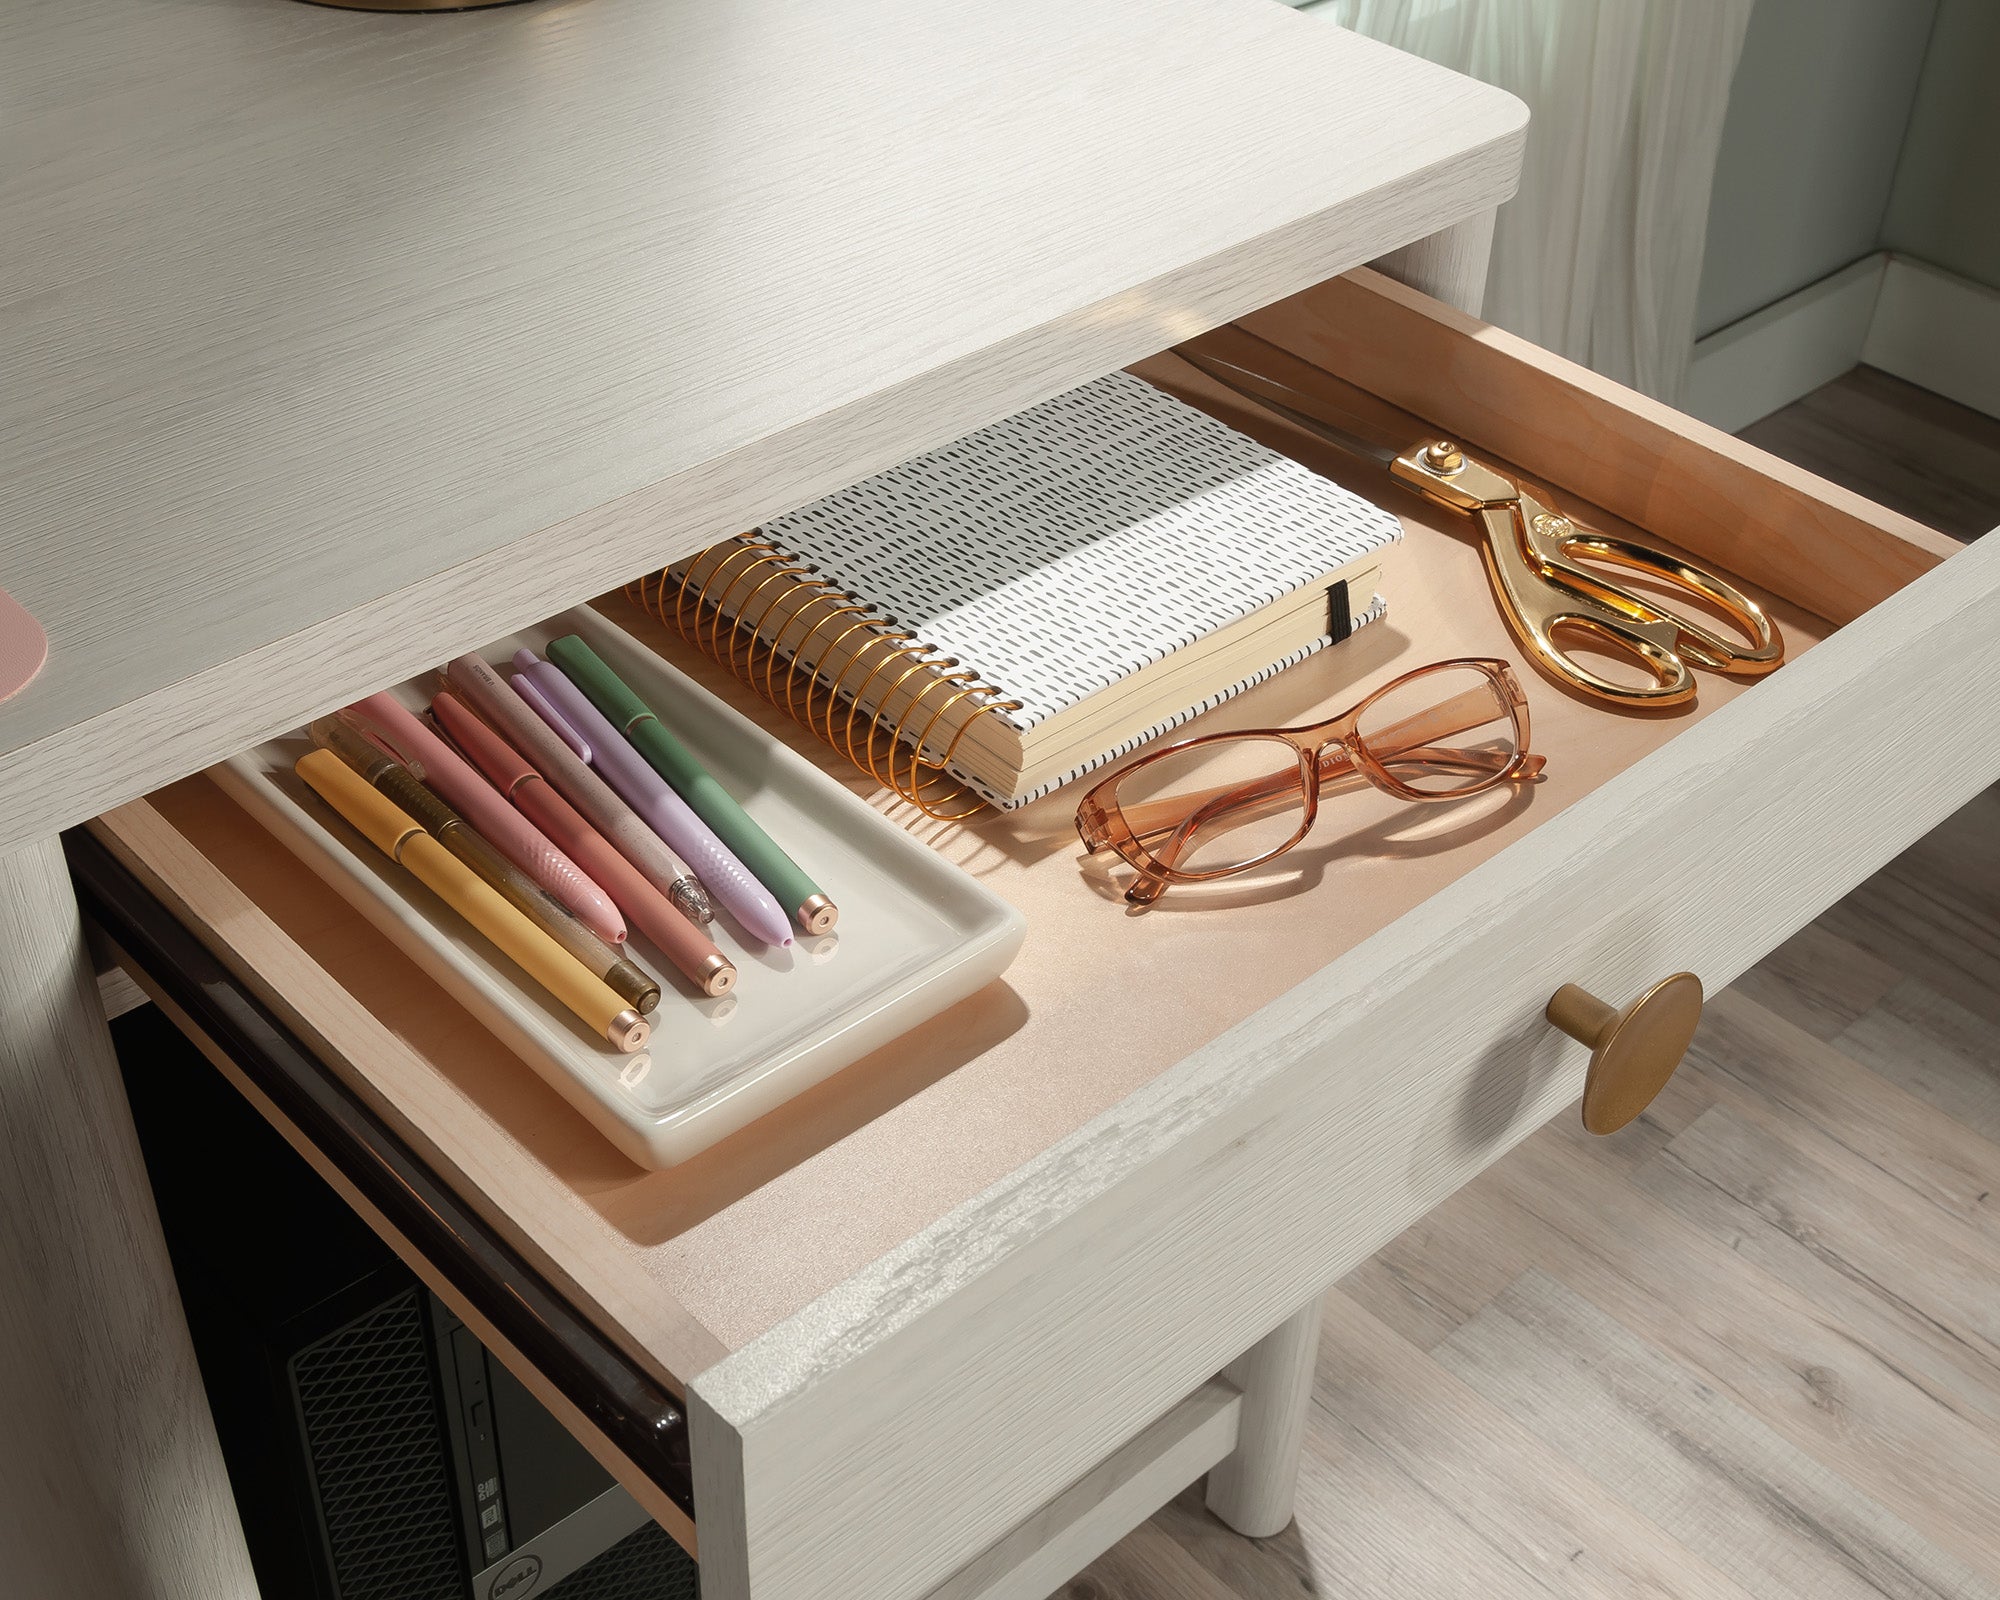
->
[116,1003,697,1600]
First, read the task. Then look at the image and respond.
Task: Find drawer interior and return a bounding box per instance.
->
[94,268,1957,1403]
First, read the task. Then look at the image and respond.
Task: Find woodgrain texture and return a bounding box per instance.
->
[1485,1119,2000,1570]
[94,962,149,1021]
[1439,1271,1997,1600]
[1816,789,2000,1033]
[0,839,257,1600]
[94,271,1874,1396]
[1245,271,1960,626]
[1080,275,1996,1600]
[1074,835,2000,1598]
[684,531,2000,1600]
[1300,1294,1762,1600]
[923,1382,1239,1600]
[1838,982,2000,1146]
[1373,207,1498,319]
[90,271,1985,1597]
[104,490,1835,1389]
[1203,1299,1323,1538]
[0,0,1525,856]
[1052,1519,1244,1600]
[1739,366,2000,542]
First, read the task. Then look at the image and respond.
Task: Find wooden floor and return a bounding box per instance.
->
[1739,365,2000,542]
[1059,374,2000,1599]
[1057,787,2000,1600]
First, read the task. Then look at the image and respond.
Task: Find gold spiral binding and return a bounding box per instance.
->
[838,635,928,779]
[786,597,873,728]
[626,535,1020,818]
[895,673,1023,821]
[720,560,797,676]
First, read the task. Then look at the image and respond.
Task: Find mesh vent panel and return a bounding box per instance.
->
[544,1522,698,1600]
[292,1288,464,1600]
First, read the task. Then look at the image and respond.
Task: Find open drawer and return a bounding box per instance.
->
[84,268,2000,1600]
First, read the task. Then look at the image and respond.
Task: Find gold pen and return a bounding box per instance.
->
[311,716,661,1016]
[296,749,650,1052]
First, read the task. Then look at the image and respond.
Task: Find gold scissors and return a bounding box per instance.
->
[1176,327,1784,709]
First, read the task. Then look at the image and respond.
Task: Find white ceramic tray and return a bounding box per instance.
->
[212,605,1027,1168]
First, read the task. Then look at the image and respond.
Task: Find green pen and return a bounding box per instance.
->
[547,635,838,936]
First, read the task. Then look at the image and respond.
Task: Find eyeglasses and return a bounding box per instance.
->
[1075,658,1546,904]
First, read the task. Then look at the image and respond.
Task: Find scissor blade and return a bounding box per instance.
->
[1175,342,1401,474]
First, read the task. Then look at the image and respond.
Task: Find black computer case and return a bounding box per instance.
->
[116,1003,697,1600]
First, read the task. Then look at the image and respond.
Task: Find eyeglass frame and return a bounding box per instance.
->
[1074,657,1546,905]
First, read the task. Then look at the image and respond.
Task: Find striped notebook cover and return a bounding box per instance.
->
[654,368,1402,809]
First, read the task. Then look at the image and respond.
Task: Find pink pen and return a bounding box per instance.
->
[509,652,796,948]
[345,692,628,945]
[433,692,735,996]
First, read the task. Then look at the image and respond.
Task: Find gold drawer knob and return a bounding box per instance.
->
[1547,973,1704,1135]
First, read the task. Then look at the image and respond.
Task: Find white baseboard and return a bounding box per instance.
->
[1864,257,2000,422]
[1689,252,2000,430]
[1687,256,1885,432]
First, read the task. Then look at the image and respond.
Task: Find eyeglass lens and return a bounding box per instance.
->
[1107,733,1311,877]
[1355,666,1519,795]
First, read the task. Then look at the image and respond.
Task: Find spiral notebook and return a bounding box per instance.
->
[634,368,1402,812]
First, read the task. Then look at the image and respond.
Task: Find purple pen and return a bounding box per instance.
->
[510,651,796,949]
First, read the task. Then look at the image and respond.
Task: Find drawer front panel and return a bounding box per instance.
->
[689,530,2000,1600]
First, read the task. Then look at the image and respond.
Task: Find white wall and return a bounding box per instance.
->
[1694,0,1936,337]
[1881,0,2000,294]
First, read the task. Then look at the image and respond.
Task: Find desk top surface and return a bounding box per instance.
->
[0,0,1522,850]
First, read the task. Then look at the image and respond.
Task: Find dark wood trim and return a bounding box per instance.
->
[63,827,696,1522]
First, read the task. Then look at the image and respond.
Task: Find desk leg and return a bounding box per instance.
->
[1204,1295,1324,1538]
[1374,206,1498,318]
[0,835,259,1599]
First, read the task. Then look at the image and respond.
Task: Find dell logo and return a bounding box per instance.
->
[489,1555,543,1599]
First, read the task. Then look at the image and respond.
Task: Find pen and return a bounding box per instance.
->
[547,635,837,936]
[511,650,796,948]
[442,652,713,926]
[432,692,736,997]
[310,716,662,1016]
[295,748,649,1052]
[346,692,628,946]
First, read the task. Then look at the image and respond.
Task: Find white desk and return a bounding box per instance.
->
[0,0,1522,847]
[0,5,1524,1596]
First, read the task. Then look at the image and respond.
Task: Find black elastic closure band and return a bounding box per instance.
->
[63,827,696,1522]
[1327,577,1353,644]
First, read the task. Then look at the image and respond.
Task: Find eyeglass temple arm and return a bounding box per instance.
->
[1367,686,1523,765]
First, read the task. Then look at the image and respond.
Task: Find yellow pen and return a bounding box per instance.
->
[296,748,650,1053]
[309,715,662,1016]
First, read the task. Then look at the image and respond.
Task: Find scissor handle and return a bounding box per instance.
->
[1475,505,1703,706]
[1390,440,1786,708]
[1520,608,1697,705]
[1532,519,1785,677]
